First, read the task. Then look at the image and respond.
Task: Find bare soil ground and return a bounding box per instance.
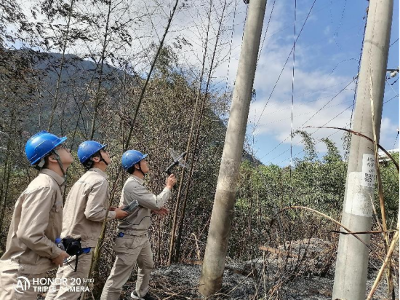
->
[118,238,399,300]
[37,238,398,299]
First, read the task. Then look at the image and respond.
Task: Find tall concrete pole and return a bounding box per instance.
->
[199,0,267,296]
[332,0,393,299]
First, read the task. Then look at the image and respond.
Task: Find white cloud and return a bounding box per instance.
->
[380,117,399,150]
[324,26,331,35]
[10,0,397,163]
[161,0,365,162]
[245,26,356,155]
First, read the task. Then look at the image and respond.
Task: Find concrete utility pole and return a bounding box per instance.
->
[333,0,393,299]
[199,0,267,296]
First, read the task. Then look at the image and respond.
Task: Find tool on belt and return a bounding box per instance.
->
[56,236,90,272]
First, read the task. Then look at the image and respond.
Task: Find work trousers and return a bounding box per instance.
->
[45,250,93,300]
[0,265,46,300]
[100,234,154,300]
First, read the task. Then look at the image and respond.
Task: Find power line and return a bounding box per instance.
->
[383,94,399,104]
[290,0,297,170]
[260,76,356,161]
[389,37,399,48]
[257,0,277,61]
[256,101,352,126]
[224,0,238,94]
[277,87,396,165]
[332,0,348,50]
[278,88,398,165]
[254,0,318,131]
[276,107,354,165]
[393,131,399,149]
[299,77,356,128]
[277,101,355,165]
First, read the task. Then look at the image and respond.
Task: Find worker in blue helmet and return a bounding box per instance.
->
[77,140,109,169]
[0,131,73,300]
[46,141,128,300]
[121,150,148,174]
[101,150,176,300]
[25,130,72,179]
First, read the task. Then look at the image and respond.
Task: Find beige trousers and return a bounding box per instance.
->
[100,234,154,300]
[0,266,46,300]
[45,250,93,300]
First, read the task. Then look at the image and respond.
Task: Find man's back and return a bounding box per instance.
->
[1,169,64,274]
[62,168,115,248]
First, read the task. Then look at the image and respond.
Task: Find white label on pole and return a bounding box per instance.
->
[344,172,373,217]
[361,154,376,188]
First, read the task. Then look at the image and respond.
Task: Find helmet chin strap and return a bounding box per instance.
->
[86,152,108,169]
[136,161,146,177]
[99,152,109,166]
[52,150,67,184]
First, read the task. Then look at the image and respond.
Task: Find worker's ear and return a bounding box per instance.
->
[92,156,101,163]
[48,155,58,163]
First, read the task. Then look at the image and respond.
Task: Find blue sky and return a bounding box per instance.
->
[240,0,399,166]
[171,0,399,166]
[13,0,400,167]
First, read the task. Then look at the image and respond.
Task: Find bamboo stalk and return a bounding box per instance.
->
[124,0,180,150]
[369,74,393,298]
[366,230,399,300]
[168,0,212,265]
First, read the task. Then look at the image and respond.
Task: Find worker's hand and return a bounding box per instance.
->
[114,207,129,219]
[52,251,69,267]
[109,206,116,211]
[166,174,177,189]
[153,207,169,217]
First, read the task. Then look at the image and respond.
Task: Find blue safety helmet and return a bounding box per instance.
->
[121,150,148,171]
[25,131,67,165]
[77,141,107,164]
